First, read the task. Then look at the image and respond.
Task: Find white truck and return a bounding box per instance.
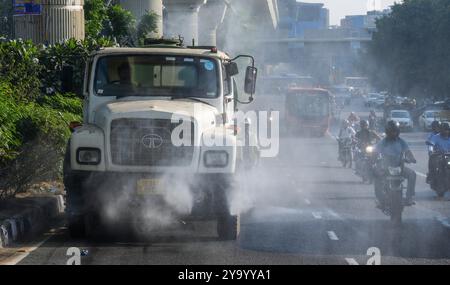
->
[62,42,259,240]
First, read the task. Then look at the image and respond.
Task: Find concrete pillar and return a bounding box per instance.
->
[163,0,207,45]
[14,0,85,45]
[120,0,163,38]
[198,0,227,46]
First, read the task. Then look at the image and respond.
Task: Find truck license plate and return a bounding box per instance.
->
[137,179,163,196]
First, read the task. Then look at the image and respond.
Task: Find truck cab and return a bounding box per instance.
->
[63,43,258,240]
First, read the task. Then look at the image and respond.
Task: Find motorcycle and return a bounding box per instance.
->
[372,154,411,225]
[354,143,375,184]
[337,137,353,168]
[427,142,450,197]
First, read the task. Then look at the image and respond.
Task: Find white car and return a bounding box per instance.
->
[365,93,384,108]
[419,110,441,131]
[388,110,414,131]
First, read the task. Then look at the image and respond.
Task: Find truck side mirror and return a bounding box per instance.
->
[225,62,239,77]
[244,66,257,95]
[61,65,74,93]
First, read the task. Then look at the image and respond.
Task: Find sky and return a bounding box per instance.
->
[298,0,401,25]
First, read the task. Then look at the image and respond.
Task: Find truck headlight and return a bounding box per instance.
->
[204,151,229,167]
[77,148,101,165]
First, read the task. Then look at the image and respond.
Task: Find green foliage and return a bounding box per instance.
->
[0,84,81,165]
[106,4,136,45]
[137,11,160,46]
[37,93,83,115]
[0,37,95,197]
[0,39,42,101]
[364,0,450,99]
[84,0,136,45]
[0,82,21,161]
[85,0,109,40]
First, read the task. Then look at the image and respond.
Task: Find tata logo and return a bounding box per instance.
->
[141,134,163,149]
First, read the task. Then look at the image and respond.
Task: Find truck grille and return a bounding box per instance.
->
[110,119,194,167]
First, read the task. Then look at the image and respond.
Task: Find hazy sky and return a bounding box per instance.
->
[299,0,401,25]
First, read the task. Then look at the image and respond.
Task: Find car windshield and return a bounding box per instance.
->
[94,55,219,98]
[392,111,409,118]
[426,112,439,118]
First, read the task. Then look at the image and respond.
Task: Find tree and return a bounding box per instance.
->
[105,4,136,45]
[136,11,160,45]
[84,0,136,45]
[363,0,450,100]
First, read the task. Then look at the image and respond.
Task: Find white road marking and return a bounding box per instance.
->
[312,212,322,219]
[304,199,311,205]
[345,258,359,265]
[435,215,450,229]
[415,171,427,178]
[327,209,341,219]
[327,231,339,241]
[0,235,52,265]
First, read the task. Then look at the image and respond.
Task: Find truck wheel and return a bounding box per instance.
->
[68,216,85,238]
[64,142,87,238]
[217,214,239,241]
[213,175,239,240]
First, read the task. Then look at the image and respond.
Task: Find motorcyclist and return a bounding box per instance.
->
[337,120,356,161]
[355,120,381,149]
[374,121,417,207]
[426,120,441,183]
[427,123,450,196]
[429,122,450,151]
[427,121,441,146]
[369,110,377,130]
[354,120,381,175]
[347,112,359,126]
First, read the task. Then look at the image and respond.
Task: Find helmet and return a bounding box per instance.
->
[385,120,400,139]
[360,120,369,129]
[431,120,441,133]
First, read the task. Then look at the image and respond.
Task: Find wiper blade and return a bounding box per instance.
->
[172,96,215,107]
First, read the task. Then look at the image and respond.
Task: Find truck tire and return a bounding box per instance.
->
[213,175,239,240]
[63,142,86,238]
[217,214,238,241]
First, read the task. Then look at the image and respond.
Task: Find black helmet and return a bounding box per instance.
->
[385,120,400,139]
[360,120,369,129]
[431,120,441,133]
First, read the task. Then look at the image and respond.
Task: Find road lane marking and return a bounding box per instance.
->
[304,199,311,205]
[415,171,427,178]
[327,209,341,219]
[0,235,52,265]
[435,215,450,229]
[312,212,322,219]
[327,231,339,241]
[345,258,359,265]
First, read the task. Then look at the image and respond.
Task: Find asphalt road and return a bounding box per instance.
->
[1,101,450,265]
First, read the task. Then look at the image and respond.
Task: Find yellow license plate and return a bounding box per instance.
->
[137,179,163,196]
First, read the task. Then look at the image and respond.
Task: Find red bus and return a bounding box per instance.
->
[284,88,333,137]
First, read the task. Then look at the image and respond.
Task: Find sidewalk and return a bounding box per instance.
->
[0,194,65,248]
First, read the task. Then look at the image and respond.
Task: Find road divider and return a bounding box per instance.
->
[0,195,65,248]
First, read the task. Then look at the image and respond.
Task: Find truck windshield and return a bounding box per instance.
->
[94,55,219,98]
